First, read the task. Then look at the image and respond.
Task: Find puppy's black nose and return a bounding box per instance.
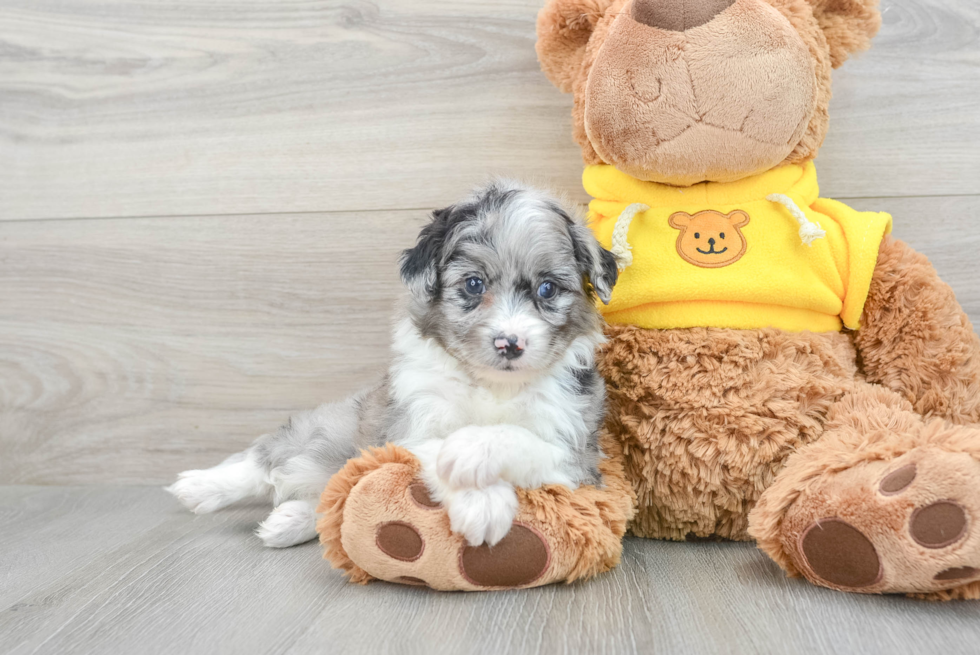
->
[494,334,524,360]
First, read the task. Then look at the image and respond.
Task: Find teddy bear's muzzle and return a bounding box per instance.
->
[584,0,818,186]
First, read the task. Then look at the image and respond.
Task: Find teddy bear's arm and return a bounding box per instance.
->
[855,236,980,424]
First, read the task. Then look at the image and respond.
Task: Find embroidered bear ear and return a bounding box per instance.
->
[727,210,750,229]
[668,212,692,229]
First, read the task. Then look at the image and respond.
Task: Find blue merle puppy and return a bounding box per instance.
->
[168,181,618,548]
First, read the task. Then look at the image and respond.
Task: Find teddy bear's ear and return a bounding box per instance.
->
[536,0,615,93]
[727,210,750,228]
[807,0,882,68]
[668,212,692,229]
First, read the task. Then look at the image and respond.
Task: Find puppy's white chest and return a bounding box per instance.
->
[461,386,527,426]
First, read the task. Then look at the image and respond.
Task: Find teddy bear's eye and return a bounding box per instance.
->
[694,232,700,239]
[720,232,725,239]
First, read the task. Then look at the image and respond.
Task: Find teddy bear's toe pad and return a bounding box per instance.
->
[785,448,980,594]
[376,522,425,561]
[879,464,916,494]
[909,501,968,548]
[408,482,440,509]
[934,566,979,581]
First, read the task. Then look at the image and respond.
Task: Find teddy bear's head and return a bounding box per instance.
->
[536,0,881,186]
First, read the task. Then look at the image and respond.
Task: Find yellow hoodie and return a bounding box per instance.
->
[584,162,892,333]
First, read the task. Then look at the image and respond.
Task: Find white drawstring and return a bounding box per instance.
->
[767,193,826,246]
[609,203,649,271]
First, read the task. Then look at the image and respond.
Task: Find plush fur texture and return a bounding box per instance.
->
[584,0,818,184]
[596,237,980,598]
[536,0,879,185]
[598,323,859,541]
[856,237,980,424]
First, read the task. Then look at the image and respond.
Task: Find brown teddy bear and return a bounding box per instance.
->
[537,0,980,599]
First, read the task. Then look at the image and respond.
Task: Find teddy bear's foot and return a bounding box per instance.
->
[757,439,980,597]
[343,470,552,590]
[316,444,634,591]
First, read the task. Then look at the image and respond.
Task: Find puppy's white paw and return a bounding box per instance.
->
[166,469,236,514]
[255,500,318,548]
[437,426,504,489]
[447,481,518,546]
[166,458,267,514]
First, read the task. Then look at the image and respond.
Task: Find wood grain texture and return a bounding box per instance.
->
[0,0,583,220]
[2,486,980,655]
[0,210,426,484]
[818,0,980,197]
[1,195,978,484]
[1,0,979,221]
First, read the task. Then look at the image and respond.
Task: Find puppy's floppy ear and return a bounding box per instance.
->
[564,214,618,305]
[400,206,454,301]
[536,0,615,93]
[807,0,881,68]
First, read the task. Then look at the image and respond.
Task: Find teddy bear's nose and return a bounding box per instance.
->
[630,0,734,32]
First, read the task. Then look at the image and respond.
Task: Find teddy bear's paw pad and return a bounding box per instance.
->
[408,481,441,509]
[788,449,980,594]
[909,501,968,548]
[934,566,979,582]
[878,464,917,495]
[458,524,550,588]
[799,519,883,588]
[376,521,425,562]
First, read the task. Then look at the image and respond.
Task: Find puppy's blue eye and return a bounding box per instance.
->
[538,281,557,299]
[464,277,485,295]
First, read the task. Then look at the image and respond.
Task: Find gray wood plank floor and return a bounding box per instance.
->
[3,486,980,655]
